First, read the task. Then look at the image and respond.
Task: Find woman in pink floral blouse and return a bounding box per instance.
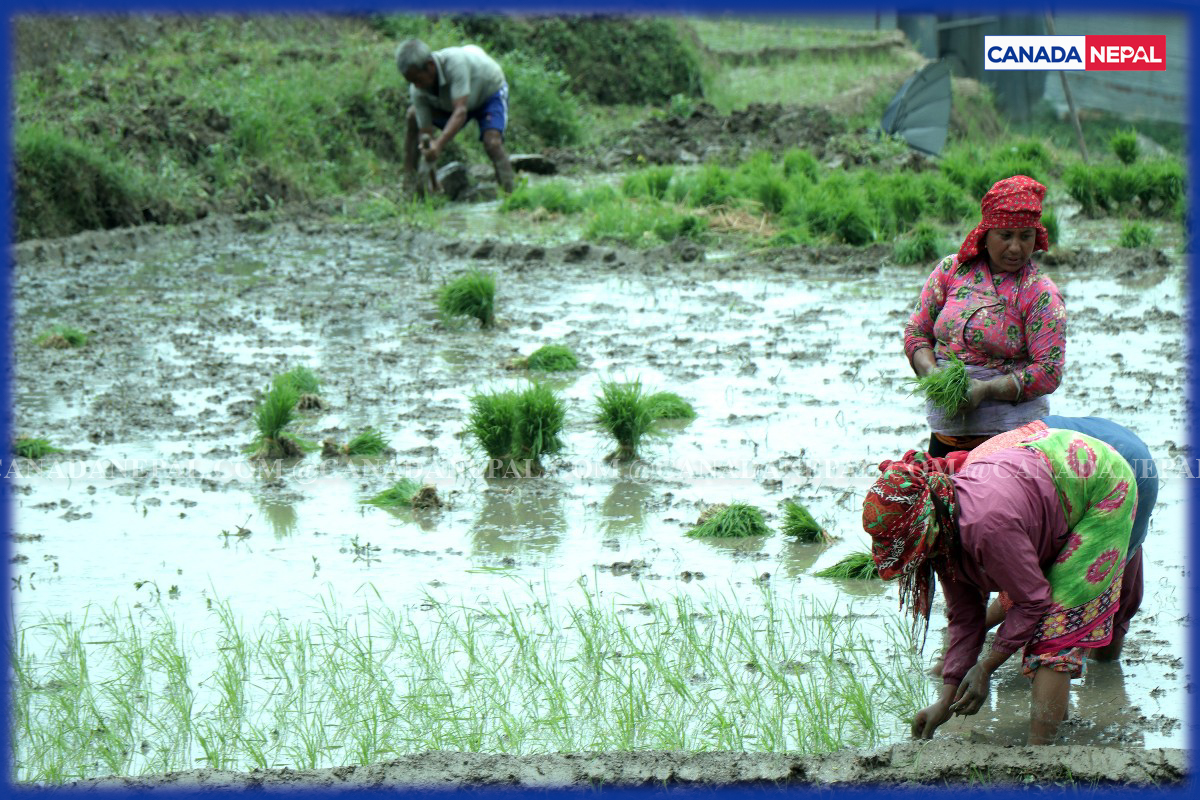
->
[903,175,1067,457]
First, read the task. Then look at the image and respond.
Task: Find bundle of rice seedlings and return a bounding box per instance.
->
[14,437,61,459]
[466,388,520,462]
[893,222,944,266]
[1110,129,1139,165]
[907,350,970,415]
[1041,207,1060,247]
[36,325,88,349]
[523,344,579,372]
[780,500,832,544]
[815,550,880,580]
[595,378,656,462]
[512,382,566,470]
[244,383,316,460]
[645,391,697,421]
[1118,222,1155,249]
[273,366,327,411]
[686,502,771,539]
[333,427,391,457]
[367,477,423,508]
[437,269,496,328]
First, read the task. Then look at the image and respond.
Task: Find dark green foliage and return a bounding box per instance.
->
[893,223,944,266]
[15,126,146,240]
[908,351,970,415]
[595,379,656,462]
[14,437,61,459]
[344,427,390,456]
[438,269,496,328]
[1118,222,1155,248]
[686,503,771,539]
[367,477,422,508]
[815,550,880,579]
[645,391,696,421]
[35,324,89,348]
[780,500,830,543]
[524,344,579,372]
[1110,129,1139,165]
[454,15,704,105]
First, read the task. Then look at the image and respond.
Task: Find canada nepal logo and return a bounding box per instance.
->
[985,35,1166,71]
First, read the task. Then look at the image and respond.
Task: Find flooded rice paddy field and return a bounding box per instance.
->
[8,216,1191,781]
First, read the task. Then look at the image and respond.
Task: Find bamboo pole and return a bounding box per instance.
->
[1044,11,1089,163]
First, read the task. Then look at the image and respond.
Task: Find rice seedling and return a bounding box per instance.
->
[522,344,579,372]
[366,477,422,508]
[595,378,656,462]
[1118,222,1155,249]
[780,500,832,544]
[1110,128,1139,165]
[13,436,61,459]
[511,382,566,471]
[815,549,880,579]
[622,166,675,200]
[1041,207,1059,247]
[244,383,316,460]
[686,502,771,539]
[437,269,496,328]
[907,350,970,415]
[35,324,88,349]
[272,366,326,410]
[466,388,519,462]
[645,391,696,421]
[338,427,390,456]
[781,148,820,183]
[892,222,944,266]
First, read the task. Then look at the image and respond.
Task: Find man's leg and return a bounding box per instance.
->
[403,107,421,192]
[482,129,515,193]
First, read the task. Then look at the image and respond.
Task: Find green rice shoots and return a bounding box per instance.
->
[35,325,88,348]
[907,350,970,415]
[14,437,61,459]
[646,391,697,421]
[686,503,771,539]
[523,344,579,372]
[595,378,656,462]
[438,269,496,328]
[780,500,831,543]
[814,550,880,579]
[367,477,423,508]
[342,427,390,456]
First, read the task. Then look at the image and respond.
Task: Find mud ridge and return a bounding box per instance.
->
[44,743,1188,790]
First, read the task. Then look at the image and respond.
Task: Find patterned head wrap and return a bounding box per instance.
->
[862,450,960,640]
[957,175,1051,264]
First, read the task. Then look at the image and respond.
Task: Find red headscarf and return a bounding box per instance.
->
[862,450,962,641]
[957,175,1050,264]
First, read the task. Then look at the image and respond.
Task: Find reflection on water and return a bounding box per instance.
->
[256,498,299,538]
[600,478,655,536]
[778,540,833,577]
[471,478,566,559]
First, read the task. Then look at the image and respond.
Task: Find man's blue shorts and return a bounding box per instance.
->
[431,83,508,141]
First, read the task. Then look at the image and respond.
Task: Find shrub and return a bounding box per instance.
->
[686,503,771,539]
[595,378,656,462]
[438,269,496,328]
[1118,222,1155,248]
[503,51,584,148]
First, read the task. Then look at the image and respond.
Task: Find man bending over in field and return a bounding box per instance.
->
[397,38,516,195]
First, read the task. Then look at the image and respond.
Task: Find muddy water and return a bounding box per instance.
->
[9,220,1189,752]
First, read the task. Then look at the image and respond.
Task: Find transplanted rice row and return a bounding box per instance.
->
[9,585,927,781]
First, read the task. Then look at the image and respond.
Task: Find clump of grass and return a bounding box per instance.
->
[522,344,579,372]
[244,383,316,460]
[35,325,88,349]
[1118,221,1155,248]
[815,550,880,579]
[13,437,61,459]
[893,222,944,266]
[366,477,422,508]
[273,366,326,411]
[780,500,832,544]
[645,391,696,421]
[595,378,656,462]
[686,503,771,539]
[907,350,970,415]
[437,269,496,328]
[466,383,566,475]
[1110,129,1139,165]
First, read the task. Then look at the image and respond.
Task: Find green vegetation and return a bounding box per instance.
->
[522,344,579,372]
[645,391,697,421]
[367,477,422,508]
[1118,222,1155,249]
[595,378,657,462]
[13,437,62,459]
[893,222,945,266]
[686,503,771,539]
[1064,161,1185,218]
[343,427,390,456]
[244,384,317,460]
[908,351,970,416]
[780,501,830,544]
[815,550,880,580]
[10,585,927,780]
[273,366,321,395]
[35,325,88,349]
[1041,207,1059,247]
[466,382,566,474]
[437,269,496,328]
[1109,129,1139,165]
